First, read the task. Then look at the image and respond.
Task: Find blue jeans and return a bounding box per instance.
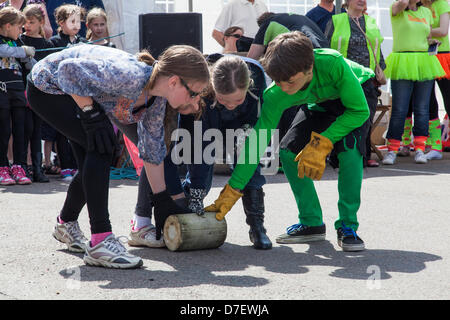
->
[386,79,434,141]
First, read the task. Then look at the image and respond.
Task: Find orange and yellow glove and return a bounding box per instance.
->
[204,184,243,221]
[295,131,333,180]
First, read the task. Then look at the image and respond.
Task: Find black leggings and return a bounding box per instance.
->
[0,106,28,167]
[26,81,113,234]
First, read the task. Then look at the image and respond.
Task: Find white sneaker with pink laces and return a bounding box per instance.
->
[0,166,15,185]
[10,165,32,185]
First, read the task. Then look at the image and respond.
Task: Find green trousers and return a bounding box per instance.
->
[279,145,363,231]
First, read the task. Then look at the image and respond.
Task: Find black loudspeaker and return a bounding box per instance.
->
[139,13,203,58]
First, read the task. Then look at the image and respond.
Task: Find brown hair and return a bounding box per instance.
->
[85,7,109,41]
[0,6,25,28]
[224,26,243,37]
[54,4,86,33]
[137,45,210,122]
[211,55,251,96]
[23,4,46,38]
[261,31,314,83]
[257,11,275,27]
[140,45,210,93]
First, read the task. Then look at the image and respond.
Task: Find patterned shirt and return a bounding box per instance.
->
[31,44,168,164]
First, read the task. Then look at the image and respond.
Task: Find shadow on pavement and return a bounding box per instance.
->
[58,241,441,290]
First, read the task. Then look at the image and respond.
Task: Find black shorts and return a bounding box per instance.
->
[0,89,27,110]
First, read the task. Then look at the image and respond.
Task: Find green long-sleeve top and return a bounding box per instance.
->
[228,48,374,190]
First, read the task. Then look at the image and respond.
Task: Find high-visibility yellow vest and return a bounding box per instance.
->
[330,13,383,71]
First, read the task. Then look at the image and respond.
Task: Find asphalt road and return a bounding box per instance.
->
[1,152,449,301]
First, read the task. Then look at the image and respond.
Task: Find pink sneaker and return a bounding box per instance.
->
[0,166,15,186]
[10,165,32,185]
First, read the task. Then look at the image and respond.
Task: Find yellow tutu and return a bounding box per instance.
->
[384,52,445,81]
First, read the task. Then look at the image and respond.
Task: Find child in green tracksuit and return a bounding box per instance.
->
[205,31,376,252]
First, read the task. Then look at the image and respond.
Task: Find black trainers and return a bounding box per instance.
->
[276,223,326,244]
[337,224,365,252]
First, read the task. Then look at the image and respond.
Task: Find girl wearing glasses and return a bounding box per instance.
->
[134,54,273,250]
[223,26,244,53]
[26,43,210,269]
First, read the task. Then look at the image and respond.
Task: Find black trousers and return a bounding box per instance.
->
[0,89,28,167]
[26,81,113,234]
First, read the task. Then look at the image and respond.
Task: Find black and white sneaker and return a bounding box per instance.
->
[276,223,326,244]
[337,225,365,252]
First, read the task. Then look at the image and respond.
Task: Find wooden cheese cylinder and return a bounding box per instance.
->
[163,212,227,251]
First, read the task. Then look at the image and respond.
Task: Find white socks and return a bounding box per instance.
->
[132,215,152,231]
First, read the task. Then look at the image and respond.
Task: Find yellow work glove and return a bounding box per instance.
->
[204,184,243,221]
[295,131,333,180]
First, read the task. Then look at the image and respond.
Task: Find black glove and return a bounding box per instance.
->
[188,188,207,216]
[152,190,188,240]
[76,102,119,154]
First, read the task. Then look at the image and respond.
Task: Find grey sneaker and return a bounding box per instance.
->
[425,150,443,160]
[414,150,428,164]
[53,219,88,253]
[276,223,326,244]
[382,151,397,165]
[397,146,411,157]
[84,234,143,269]
[128,224,165,248]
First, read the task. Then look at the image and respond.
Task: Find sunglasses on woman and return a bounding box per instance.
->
[180,77,201,99]
[226,33,242,39]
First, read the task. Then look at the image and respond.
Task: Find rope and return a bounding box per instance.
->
[35,32,125,52]
[109,155,139,180]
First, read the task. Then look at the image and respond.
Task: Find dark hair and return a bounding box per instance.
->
[257,12,275,27]
[261,31,314,82]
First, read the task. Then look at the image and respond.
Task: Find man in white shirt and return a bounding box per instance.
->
[212,0,268,48]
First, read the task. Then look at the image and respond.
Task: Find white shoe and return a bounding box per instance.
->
[382,151,397,165]
[414,150,428,164]
[425,150,443,160]
[128,224,165,248]
[84,234,143,269]
[53,218,88,253]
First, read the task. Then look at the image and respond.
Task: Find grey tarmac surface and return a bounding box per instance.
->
[1,152,449,301]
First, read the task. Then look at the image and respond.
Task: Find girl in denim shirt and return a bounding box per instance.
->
[27,43,210,269]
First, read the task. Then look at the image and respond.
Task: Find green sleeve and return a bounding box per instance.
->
[320,56,370,143]
[228,85,289,190]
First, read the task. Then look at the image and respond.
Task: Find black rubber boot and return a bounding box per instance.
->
[242,187,272,250]
[32,152,49,183]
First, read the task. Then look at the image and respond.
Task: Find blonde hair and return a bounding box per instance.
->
[23,4,46,38]
[0,6,25,28]
[85,7,109,41]
[54,4,86,33]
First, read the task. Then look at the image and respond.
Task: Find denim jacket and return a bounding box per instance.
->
[31,44,167,164]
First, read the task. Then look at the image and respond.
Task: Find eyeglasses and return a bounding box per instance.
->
[225,33,241,39]
[180,78,201,99]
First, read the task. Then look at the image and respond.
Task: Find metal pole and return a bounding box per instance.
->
[189,0,193,12]
[336,0,342,13]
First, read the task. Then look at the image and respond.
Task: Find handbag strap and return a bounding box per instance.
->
[351,16,380,67]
